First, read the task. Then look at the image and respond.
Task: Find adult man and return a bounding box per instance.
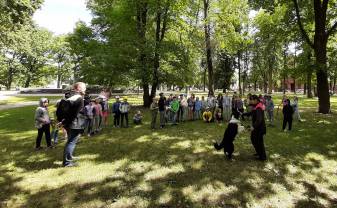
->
[158,93,166,128]
[112,96,121,128]
[62,82,86,167]
[250,95,267,161]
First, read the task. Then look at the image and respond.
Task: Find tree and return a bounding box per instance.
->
[52,36,73,88]
[293,0,337,113]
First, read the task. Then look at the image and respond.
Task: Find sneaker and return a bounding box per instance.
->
[35,147,43,151]
[63,163,78,167]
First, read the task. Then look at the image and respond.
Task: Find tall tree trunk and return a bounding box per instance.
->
[304,83,307,95]
[237,51,242,95]
[268,59,273,94]
[293,0,335,113]
[136,1,150,107]
[203,66,206,92]
[203,0,214,96]
[24,75,31,88]
[283,75,286,94]
[57,69,62,89]
[6,68,14,90]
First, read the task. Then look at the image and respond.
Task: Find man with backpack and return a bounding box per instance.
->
[57,82,86,167]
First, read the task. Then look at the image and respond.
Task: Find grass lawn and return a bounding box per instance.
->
[0,96,62,105]
[0,96,337,208]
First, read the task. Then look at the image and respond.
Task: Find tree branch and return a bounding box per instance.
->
[292,0,314,48]
[327,21,337,37]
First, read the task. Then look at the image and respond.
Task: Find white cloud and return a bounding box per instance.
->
[33,0,92,35]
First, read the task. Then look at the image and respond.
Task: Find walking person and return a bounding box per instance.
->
[119,97,130,128]
[60,82,87,167]
[150,97,159,129]
[158,93,166,128]
[112,96,121,128]
[282,99,294,132]
[34,98,53,150]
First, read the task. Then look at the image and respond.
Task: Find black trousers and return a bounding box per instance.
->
[36,124,52,148]
[283,118,293,130]
[121,113,129,127]
[114,113,120,127]
[251,130,266,160]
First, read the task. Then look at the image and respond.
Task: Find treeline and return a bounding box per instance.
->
[1,0,337,113]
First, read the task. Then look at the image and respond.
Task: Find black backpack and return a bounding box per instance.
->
[56,99,77,127]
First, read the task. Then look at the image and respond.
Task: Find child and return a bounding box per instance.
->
[119,97,130,128]
[50,118,59,145]
[100,95,109,126]
[150,98,159,129]
[202,108,212,123]
[201,96,207,114]
[84,100,95,137]
[170,96,180,125]
[133,111,143,125]
[213,114,244,159]
[214,108,223,123]
[194,97,202,120]
[187,94,195,120]
[34,98,52,150]
[293,96,302,122]
[223,93,232,122]
[282,99,294,131]
[265,95,274,126]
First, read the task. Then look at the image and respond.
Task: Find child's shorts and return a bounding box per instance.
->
[102,111,109,117]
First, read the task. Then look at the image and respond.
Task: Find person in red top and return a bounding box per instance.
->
[249,95,267,161]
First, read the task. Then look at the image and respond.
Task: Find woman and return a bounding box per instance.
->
[35,98,53,150]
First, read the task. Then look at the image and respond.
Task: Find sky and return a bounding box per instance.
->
[33,0,93,35]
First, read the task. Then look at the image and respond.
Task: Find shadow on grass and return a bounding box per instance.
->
[0,106,337,207]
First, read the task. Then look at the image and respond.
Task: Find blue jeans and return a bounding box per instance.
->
[51,129,59,144]
[63,129,81,166]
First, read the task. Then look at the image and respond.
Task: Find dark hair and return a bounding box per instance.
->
[251,94,260,101]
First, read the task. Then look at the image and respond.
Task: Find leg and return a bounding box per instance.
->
[121,113,124,127]
[54,129,59,144]
[63,129,80,166]
[44,124,52,147]
[282,118,287,130]
[256,133,267,160]
[251,131,259,154]
[125,113,129,127]
[36,127,44,148]
[289,118,293,131]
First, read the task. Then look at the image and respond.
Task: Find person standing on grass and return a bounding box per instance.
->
[35,98,53,150]
[265,95,275,126]
[112,96,121,128]
[94,98,102,133]
[282,99,294,132]
[223,93,232,122]
[217,93,224,114]
[158,93,166,128]
[201,96,207,115]
[62,82,86,167]
[150,97,159,129]
[249,95,267,161]
[181,94,188,122]
[119,97,130,128]
[84,99,95,137]
[194,97,202,120]
[293,96,302,122]
[187,94,195,121]
[170,96,180,125]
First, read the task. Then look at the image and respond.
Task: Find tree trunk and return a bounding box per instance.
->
[304,83,307,95]
[203,0,214,96]
[24,75,31,88]
[6,68,14,90]
[268,60,273,94]
[57,70,62,89]
[136,1,150,107]
[237,51,242,95]
[283,75,286,94]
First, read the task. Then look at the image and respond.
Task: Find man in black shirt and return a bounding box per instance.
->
[158,93,166,128]
[250,95,267,161]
